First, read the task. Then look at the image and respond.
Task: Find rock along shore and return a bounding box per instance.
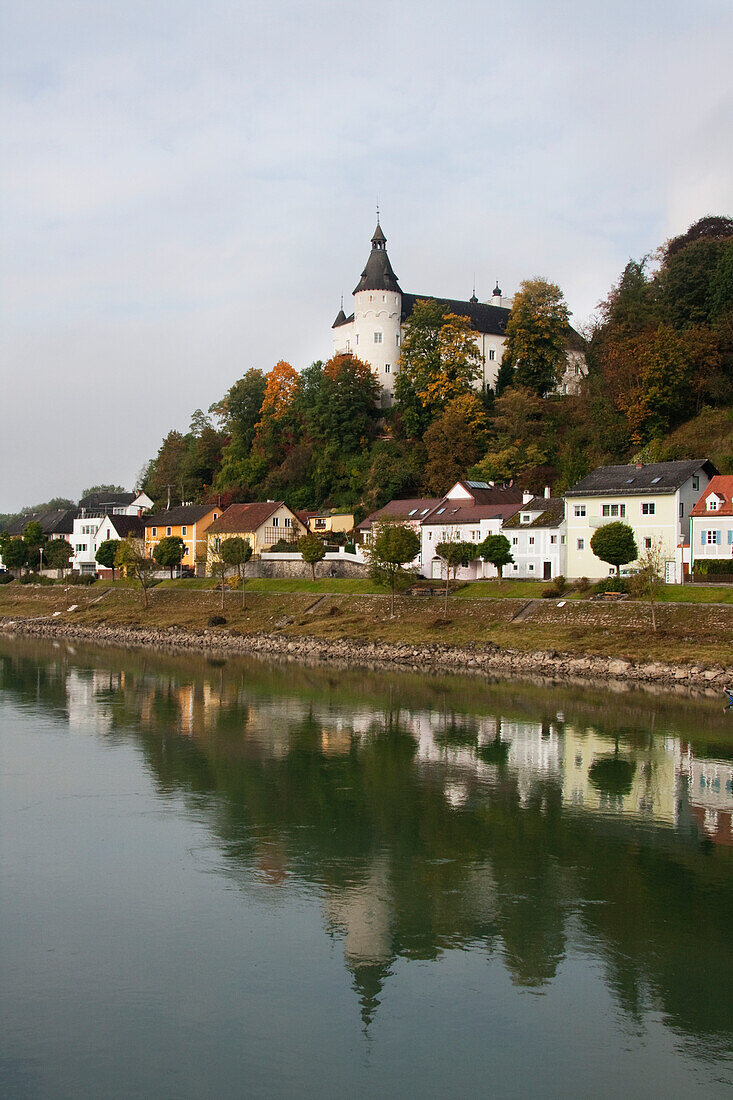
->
[1,615,731,697]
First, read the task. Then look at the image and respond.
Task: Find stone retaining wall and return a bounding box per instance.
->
[2,617,730,696]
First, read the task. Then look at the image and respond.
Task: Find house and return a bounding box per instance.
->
[144,505,222,574]
[565,460,717,581]
[331,219,587,406]
[419,480,524,580]
[689,476,733,574]
[305,511,356,536]
[92,515,145,576]
[205,502,307,572]
[501,492,566,580]
[0,508,77,570]
[72,490,152,574]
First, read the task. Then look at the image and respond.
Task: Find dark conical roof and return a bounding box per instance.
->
[354,222,402,295]
[332,308,347,328]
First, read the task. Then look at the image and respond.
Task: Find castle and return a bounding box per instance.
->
[332,220,586,406]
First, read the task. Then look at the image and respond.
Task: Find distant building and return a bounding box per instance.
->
[501,492,566,580]
[332,220,586,407]
[689,475,733,573]
[72,490,152,574]
[144,505,221,575]
[205,501,307,572]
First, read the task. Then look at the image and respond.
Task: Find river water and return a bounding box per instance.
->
[1,636,732,1098]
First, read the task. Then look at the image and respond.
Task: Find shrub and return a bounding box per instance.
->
[542,585,558,599]
[694,560,733,576]
[208,614,226,626]
[0,572,14,584]
[62,573,97,586]
[593,577,629,595]
[553,575,567,594]
[574,576,590,592]
[269,538,294,553]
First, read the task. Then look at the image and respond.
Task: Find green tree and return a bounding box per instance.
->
[590,521,638,577]
[44,538,72,574]
[22,521,46,550]
[153,535,186,579]
[369,522,421,617]
[80,484,126,499]
[477,534,514,587]
[220,536,252,607]
[2,537,28,574]
[96,538,120,580]
[502,278,571,396]
[493,357,516,398]
[435,539,477,615]
[298,532,326,582]
[395,299,483,434]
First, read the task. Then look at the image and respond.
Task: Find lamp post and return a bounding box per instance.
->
[39,544,44,575]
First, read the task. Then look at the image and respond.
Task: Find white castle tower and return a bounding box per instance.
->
[332,219,403,407]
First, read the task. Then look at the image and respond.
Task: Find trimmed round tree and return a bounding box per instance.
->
[153,535,186,579]
[298,532,326,582]
[2,537,28,575]
[590,521,638,578]
[96,538,120,579]
[477,533,514,587]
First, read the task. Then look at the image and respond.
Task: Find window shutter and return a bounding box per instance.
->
[701,530,706,545]
[728,530,733,545]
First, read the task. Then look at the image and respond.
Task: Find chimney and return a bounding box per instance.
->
[523,490,533,504]
[544,486,551,499]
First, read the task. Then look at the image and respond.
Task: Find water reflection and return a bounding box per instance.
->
[2,636,732,1064]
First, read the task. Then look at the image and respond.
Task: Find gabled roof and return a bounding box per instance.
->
[447,481,524,507]
[690,475,733,518]
[421,503,520,526]
[144,505,217,528]
[207,502,292,535]
[401,294,510,336]
[356,498,442,531]
[502,497,566,529]
[79,491,136,510]
[105,515,144,538]
[565,460,717,497]
[4,509,77,536]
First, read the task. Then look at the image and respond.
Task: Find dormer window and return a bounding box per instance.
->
[708,497,719,511]
[521,513,531,523]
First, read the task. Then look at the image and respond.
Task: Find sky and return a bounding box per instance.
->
[1,0,732,512]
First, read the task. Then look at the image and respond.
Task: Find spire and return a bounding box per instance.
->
[470,274,478,304]
[354,218,401,295]
[493,281,502,298]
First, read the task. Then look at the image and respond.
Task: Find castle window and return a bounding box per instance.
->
[374,332,382,344]
[396,334,400,346]
[356,334,359,345]
[385,364,390,373]
[345,340,350,352]
[489,350,495,361]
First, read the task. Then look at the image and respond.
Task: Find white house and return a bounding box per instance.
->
[565,460,717,582]
[72,491,152,574]
[419,480,524,580]
[689,475,733,573]
[332,220,587,407]
[500,492,566,580]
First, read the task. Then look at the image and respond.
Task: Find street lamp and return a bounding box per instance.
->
[39,544,44,574]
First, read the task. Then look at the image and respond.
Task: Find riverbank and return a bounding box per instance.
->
[1,584,731,692]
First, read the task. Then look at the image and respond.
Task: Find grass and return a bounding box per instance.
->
[456,580,552,599]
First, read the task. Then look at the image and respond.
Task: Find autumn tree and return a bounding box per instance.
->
[211,369,268,490]
[115,540,158,608]
[252,360,301,465]
[470,385,548,483]
[422,393,489,496]
[220,536,252,607]
[395,299,483,435]
[298,532,326,582]
[590,522,638,578]
[502,279,571,396]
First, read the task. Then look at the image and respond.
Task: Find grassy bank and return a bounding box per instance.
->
[2,583,731,667]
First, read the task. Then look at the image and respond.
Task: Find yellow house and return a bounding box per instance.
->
[307,511,355,535]
[206,501,307,572]
[565,460,716,581]
[144,505,221,573]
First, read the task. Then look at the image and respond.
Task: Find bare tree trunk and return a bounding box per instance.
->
[444,568,449,618]
[241,566,245,609]
[391,574,395,618]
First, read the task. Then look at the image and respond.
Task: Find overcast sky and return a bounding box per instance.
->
[1,0,732,512]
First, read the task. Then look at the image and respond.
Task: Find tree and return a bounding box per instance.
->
[81,484,125,499]
[628,537,666,632]
[147,430,192,507]
[502,278,571,396]
[115,540,157,608]
[1,537,28,574]
[207,548,230,611]
[395,299,483,434]
[590,521,638,577]
[422,393,489,496]
[95,538,120,579]
[435,539,477,616]
[44,538,72,574]
[477,534,514,587]
[298,532,326,582]
[220,536,252,607]
[493,357,515,398]
[22,521,47,570]
[253,360,301,465]
[153,535,186,579]
[369,522,421,617]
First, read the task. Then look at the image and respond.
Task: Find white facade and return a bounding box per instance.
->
[72,492,152,573]
[502,494,567,580]
[689,478,733,570]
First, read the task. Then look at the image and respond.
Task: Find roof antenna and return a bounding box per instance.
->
[340,295,344,310]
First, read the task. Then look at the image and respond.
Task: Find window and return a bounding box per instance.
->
[692,476,700,490]
[284,517,291,528]
[182,526,187,536]
[272,517,279,527]
[577,538,585,551]
[602,504,625,517]
[702,530,721,545]
[728,530,733,545]
[651,476,661,484]
[528,564,534,571]
[472,530,480,540]
[436,508,445,515]
[166,526,172,536]
[385,364,390,373]
[489,349,495,361]
[574,505,586,517]
[550,535,557,544]
[708,498,719,511]
[561,535,566,545]
[521,513,531,523]
[644,537,652,550]
[529,537,535,545]
[512,563,518,571]
[356,334,359,345]
[374,331,382,344]
[152,527,157,537]
[641,503,655,516]
[512,537,518,545]
[345,340,350,352]
[679,503,684,518]
[213,513,218,520]
[396,334,400,346]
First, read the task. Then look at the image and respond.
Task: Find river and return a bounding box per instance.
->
[1,636,732,1098]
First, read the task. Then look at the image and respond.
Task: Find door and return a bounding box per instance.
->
[543,561,552,580]
[431,558,443,580]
